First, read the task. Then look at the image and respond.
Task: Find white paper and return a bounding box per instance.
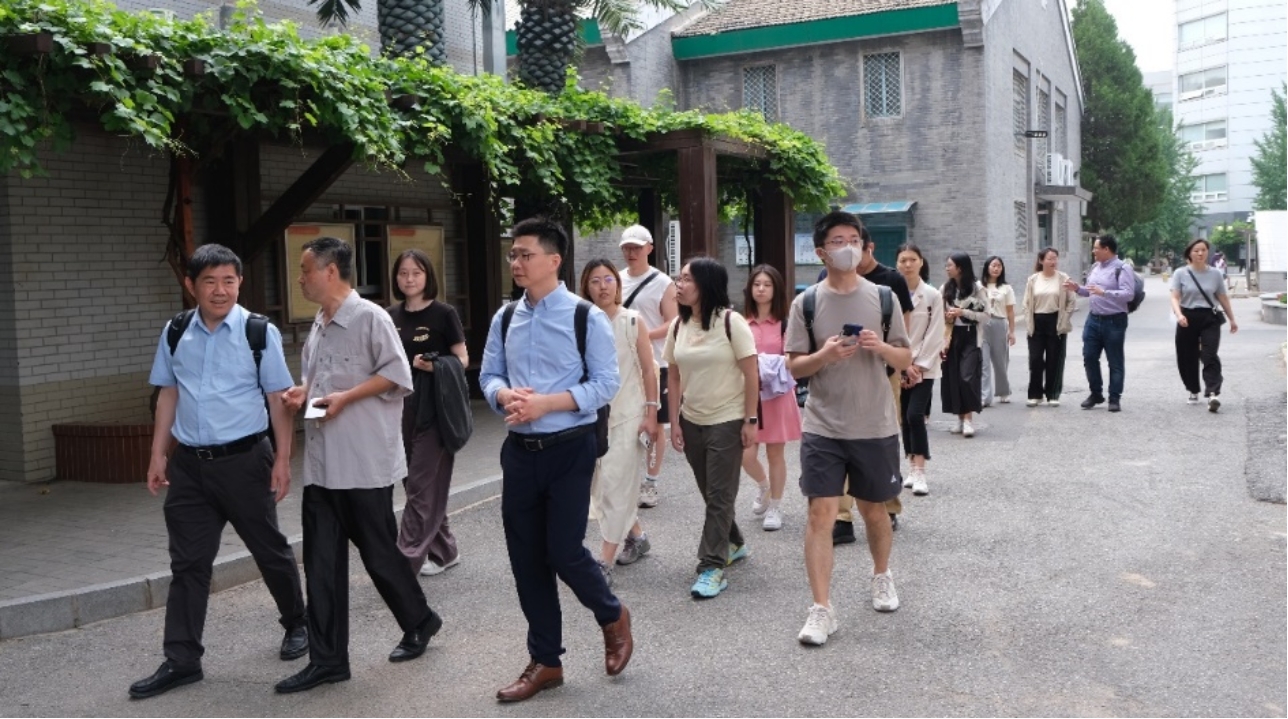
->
[304,398,327,420]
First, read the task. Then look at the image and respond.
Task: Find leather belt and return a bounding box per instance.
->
[178,431,268,461]
[508,423,595,452]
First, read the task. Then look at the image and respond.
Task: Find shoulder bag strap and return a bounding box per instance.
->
[622,269,658,309]
[1188,268,1220,310]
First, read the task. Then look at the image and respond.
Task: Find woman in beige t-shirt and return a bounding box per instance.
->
[979,256,1017,407]
[664,257,759,600]
[1021,247,1078,406]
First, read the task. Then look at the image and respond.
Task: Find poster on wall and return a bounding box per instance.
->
[387,226,445,295]
[795,233,822,265]
[735,235,755,267]
[284,223,356,323]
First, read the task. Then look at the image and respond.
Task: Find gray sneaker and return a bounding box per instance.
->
[597,559,614,588]
[616,533,651,566]
[638,481,659,508]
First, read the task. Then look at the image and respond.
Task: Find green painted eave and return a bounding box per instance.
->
[672,3,960,61]
[506,19,602,57]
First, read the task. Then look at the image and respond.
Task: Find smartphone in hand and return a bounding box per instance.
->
[841,323,863,346]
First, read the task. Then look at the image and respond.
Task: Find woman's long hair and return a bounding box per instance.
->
[981,255,1008,286]
[895,243,930,283]
[677,256,730,330]
[742,264,787,322]
[1034,247,1059,272]
[578,258,623,305]
[943,252,977,302]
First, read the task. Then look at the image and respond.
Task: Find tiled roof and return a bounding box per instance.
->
[675,0,956,37]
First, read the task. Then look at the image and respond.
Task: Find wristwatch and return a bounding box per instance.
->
[745,417,759,425]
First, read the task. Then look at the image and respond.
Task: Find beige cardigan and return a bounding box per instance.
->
[1022,271,1077,336]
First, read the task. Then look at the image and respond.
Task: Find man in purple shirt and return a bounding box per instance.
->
[1063,235,1135,412]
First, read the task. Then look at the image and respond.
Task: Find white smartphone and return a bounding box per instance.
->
[638,432,652,449]
[304,398,327,420]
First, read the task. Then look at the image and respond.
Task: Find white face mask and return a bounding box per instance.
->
[826,245,861,273]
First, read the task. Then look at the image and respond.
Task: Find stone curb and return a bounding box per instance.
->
[0,473,503,642]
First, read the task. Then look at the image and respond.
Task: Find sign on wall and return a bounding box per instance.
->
[735,235,755,267]
[795,233,822,265]
[284,223,356,323]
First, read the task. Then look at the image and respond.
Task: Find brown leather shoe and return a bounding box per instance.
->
[495,662,564,703]
[602,604,633,676]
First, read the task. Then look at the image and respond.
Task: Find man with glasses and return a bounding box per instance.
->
[1064,234,1135,413]
[481,218,634,703]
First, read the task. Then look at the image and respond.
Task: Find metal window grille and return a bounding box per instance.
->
[1014,200,1029,252]
[1037,88,1051,162]
[1013,71,1028,152]
[1056,208,1068,251]
[743,65,778,121]
[863,53,901,118]
[1054,103,1067,156]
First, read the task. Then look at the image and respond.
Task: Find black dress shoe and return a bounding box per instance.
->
[389,609,443,662]
[832,520,857,545]
[889,513,899,531]
[280,624,309,661]
[1080,394,1105,409]
[128,661,203,699]
[1108,399,1121,413]
[275,663,351,694]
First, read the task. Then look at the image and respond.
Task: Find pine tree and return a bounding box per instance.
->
[1251,84,1287,211]
[1070,0,1168,232]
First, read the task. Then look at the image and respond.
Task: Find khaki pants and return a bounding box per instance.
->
[838,373,904,522]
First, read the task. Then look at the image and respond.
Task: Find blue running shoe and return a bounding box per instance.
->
[690,568,727,599]
[726,543,750,566]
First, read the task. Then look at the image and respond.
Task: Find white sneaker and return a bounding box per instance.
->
[797,603,838,645]
[420,555,461,576]
[872,571,900,612]
[911,471,928,496]
[950,419,963,434]
[1187,393,1199,405]
[1026,398,1040,407]
[962,420,975,438]
[751,482,770,515]
[1208,395,1221,413]
[902,473,914,489]
[1047,399,1060,407]
[638,481,659,508]
[998,395,1011,404]
[762,507,783,531]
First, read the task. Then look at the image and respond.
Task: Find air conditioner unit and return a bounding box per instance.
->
[666,220,681,276]
[1061,159,1074,186]
[1045,153,1065,185]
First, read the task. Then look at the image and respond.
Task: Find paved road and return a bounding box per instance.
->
[0,278,1283,717]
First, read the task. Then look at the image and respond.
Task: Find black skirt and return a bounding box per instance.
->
[941,324,983,415]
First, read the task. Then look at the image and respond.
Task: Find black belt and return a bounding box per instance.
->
[178,431,268,461]
[508,423,595,452]
[1091,312,1127,318]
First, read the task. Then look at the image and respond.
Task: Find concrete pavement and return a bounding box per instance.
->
[0,277,1283,716]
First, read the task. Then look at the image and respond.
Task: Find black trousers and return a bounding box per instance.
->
[302,484,433,668]
[1176,307,1223,396]
[900,378,935,459]
[941,325,982,415]
[500,431,621,667]
[1027,312,1067,401]
[162,439,304,669]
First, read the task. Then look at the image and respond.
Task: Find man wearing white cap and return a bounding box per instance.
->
[617,225,678,522]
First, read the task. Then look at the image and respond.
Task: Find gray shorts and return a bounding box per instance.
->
[799,433,903,503]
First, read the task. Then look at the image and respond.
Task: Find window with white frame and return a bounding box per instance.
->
[1013,70,1028,153]
[1178,13,1226,50]
[1178,66,1227,100]
[863,52,902,118]
[1179,119,1227,150]
[1190,173,1228,202]
[743,65,778,121]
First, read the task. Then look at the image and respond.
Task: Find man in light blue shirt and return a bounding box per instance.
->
[480,217,633,703]
[1064,234,1135,412]
[130,244,306,700]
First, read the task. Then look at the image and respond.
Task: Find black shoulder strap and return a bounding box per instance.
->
[803,286,817,354]
[500,301,518,344]
[878,285,893,341]
[166,309,196,355]
[623,269,659,309]
[724,309,732,341]
[245,313,269,381]
[1188,268,1219,309]
[575,300,591,382]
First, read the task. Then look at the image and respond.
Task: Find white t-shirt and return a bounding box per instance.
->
[620,266,670,367]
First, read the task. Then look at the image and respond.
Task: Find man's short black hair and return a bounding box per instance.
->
[186,243,243,281]
[1094,234,1119,255]
[511,217,568,257]
[812,211,864,249]
[302,236,354,281]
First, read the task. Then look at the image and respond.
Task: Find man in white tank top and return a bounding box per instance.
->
[618,225,678,509]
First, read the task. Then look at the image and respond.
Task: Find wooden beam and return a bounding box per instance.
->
[460,161,500,386]
[88,42,111,57]
[240,142,356,264]
[182,58,205,77]
[128,54,161,72]
[637,189,663,270]
[753,181,795,292]
[391,94,421,111]
[676,144,717,260]
[4,32,53,55]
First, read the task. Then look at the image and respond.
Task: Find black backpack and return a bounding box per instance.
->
[1115,264,1146,313]
[165,309,275,445]
[795,284,894,407]
[500,299,609,458]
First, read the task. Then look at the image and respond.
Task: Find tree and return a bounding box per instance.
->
[1070,0,1168,232]
[1209,221,1253,265]
[1251,83,1287,211]
[1117,108,1202,264]
[308,0,449,63]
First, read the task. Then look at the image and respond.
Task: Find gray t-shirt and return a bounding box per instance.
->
[1169,266,1226,310]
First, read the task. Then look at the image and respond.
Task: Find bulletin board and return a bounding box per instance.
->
[386,225,445,289]
[284,223,355,323]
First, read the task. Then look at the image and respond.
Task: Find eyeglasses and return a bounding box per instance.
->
[507,250,548,263]
[588,277,617,286]
[823,238,863,249]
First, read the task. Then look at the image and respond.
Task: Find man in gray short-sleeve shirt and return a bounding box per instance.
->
[785,211,912,647]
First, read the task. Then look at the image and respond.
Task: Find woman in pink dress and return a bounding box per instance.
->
[740,265,802,531]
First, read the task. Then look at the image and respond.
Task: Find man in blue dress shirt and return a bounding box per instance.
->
[480,217,635,703]
[1064,234,1136,413]
[130,244,306,699]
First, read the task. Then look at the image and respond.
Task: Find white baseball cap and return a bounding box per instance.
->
[619,225,653,247]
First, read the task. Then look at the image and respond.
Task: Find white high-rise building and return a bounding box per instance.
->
[1172,0,1287,236]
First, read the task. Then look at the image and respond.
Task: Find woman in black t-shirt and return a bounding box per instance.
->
[387,249,468,577]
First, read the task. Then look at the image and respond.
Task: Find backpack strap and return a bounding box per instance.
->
[500,301,518,344]
[574,300,591,382]
[802,285,818,354]
[623,269,659,309]
[165,309,196,356]
[878,285,893,342]
[724,309,732,341]
[245,313,269,391]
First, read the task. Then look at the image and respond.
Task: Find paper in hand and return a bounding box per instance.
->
[304,398,327,420]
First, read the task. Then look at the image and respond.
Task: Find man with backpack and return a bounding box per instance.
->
[480,218,633,702]
[1065,234,1139,413]
[131,244,306,699]
[785,212,912,646]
